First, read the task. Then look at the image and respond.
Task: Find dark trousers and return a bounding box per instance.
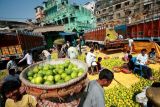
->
[135,65,152,79]
[142,66,152,79]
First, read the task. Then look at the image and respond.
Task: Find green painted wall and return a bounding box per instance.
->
[43,0,96,32]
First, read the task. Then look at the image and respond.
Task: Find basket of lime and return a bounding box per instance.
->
[20,58,88,99]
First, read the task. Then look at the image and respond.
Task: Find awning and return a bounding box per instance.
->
[33,25,64,33]
[59,32,76,36]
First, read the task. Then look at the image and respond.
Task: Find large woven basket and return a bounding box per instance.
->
[20,58,88,99]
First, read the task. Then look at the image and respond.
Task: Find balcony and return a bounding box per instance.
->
[44,6,77,22]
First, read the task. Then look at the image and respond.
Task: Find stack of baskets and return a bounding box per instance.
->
[20,59,88,101]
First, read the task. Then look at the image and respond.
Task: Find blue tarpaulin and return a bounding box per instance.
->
[59,32,76,36]
[114,25,127,32]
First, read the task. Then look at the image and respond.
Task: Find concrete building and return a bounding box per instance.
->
[83,1,96,13]
[94,0,160,27]
[35,6,45,23]
[38,0,96,32]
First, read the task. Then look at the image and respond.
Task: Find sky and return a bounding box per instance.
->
[0,0,92,22]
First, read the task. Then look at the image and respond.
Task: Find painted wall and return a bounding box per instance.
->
[43,0,96,32]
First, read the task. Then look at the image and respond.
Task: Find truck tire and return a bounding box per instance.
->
[89,42,94,48]
[94,44,99,50]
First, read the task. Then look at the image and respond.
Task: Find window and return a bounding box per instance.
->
[116,13,121,18]
[74,5,79,10]
[57,20,61,25]
[124,1,129,6]
[96,11,100,15]
[115,4,121,10]
[103,16,107,20]
[108,7,113,11]
[109,15,113,20]
[102,9,107,13]
[70,17,75,22]
[144,4,151,11]
[134,8,139,12]
[134,0,140,4]
[97,18,101,22]
[96,4,100,8]
[63,18,68,24]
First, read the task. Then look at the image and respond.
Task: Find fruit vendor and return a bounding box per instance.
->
[6,56,18,72]
[122,50,130,62]
[148,48,160,63]
[67,47,78,59]
[66,41,70,47]
[3,69,20,83]
[148,48,156,60]
[1,80,37,107]
[60,44,68,58]
[128,38,134,53]
[18,50,33,66]
[79,69,114,107]
[136,49,148,65]
[86,48,96,68]
[41,49,51,60]
[86,48,97,74]
[96,57,103,72]
[128,54,153,80]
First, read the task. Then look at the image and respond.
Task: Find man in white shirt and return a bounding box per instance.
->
[136,49,148,65]
[18,50,33,66]
[128,38,134,53]
[86,48,96,67]
[42,50,51,60]
[67,47,78,59]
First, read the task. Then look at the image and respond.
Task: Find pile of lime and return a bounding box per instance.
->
[27,60,84,85]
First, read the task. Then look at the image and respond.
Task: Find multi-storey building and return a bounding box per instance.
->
[41,0,96,32]
[83,1,96,13]
[95,0,160,27]
[35,6,45,23]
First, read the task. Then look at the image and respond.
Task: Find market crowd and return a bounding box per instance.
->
[0,37,160,107]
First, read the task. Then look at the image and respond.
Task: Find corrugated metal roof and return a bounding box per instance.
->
[33,25,64,33]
